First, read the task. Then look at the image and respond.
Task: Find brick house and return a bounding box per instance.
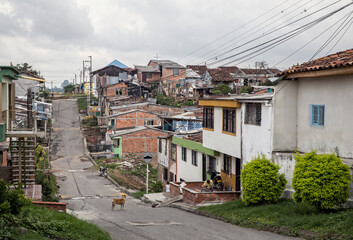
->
[106,81,128,98]
[147,60,186,97]
[109,126,168,166]
[135,65,160,84]
[106,109,160,131]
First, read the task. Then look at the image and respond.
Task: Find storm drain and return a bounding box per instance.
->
[127,220,182,226]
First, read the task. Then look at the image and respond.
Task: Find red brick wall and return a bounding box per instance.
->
[121,128,168,167]
[32,201,67,212]
[170,182,240,205]
[114,111,159,129]
[106,82,128,98]
[162,68,186,82]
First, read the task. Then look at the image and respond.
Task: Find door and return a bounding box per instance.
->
[202,154,207,181]
[235,158,241,191]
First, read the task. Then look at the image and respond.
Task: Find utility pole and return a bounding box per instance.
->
[27,88,33,129]
[82,61,85,85]
[80,71,82,84]
[88,56,92,110]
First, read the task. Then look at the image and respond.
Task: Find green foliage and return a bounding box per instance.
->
[292,151,351,210]
[35,171,59,202]
[183,100,194,106]
[0,180,31,215]
[212,84,234,95]
[14,63,39,76]
[241,155,287,206]
[240,86,253,94]
[261,79,278,86]
[82,116,98,127]
[64,84,75,93]
[1,204,111,240]
[77,95,88,112]
[155,94,181,107]
[150,180,163,192]
[35,144,48,168]
[198,199,353,240]
[42,90,50,98]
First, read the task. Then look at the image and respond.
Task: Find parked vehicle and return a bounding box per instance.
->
[99,166,108,178]
[209,170,224,191]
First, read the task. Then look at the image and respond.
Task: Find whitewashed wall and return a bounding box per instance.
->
[176,145,203,182]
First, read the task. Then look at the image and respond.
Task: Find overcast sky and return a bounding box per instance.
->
[0,0,352,87]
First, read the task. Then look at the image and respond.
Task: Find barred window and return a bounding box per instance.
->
[203,107,214,129]
[173,69,180,76]
[224,154,232,174]
[245,103,262,126]
[192,150,198,166]
[182,147,187,162]
[223,109,236,134]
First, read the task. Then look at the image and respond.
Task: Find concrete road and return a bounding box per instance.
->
[50,99,301,240]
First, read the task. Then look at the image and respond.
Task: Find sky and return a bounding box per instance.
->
[0,0,352,87]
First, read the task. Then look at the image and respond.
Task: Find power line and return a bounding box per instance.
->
[204,1,353,67]
[190,0,317,65]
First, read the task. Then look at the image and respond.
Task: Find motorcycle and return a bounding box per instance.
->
[209,170,224,191]
[99,166,108,178]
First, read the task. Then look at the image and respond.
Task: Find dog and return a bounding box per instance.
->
[112,193,127,211]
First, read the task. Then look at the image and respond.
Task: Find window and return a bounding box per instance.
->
[182,147,187,162]
[192,150,198,166]
[113,139,120,148]
[146,72,152,78]
[224,154,232,174]
[312,105,325,127]
[169,172,175,182]
[223,109,236,134]
[173,69,180,76]
[165,140,168,155]
[145,120,154,125]
[116,89,122,95]
[203,107,214,129]
[163,167,168,181]
[209,156,216,171]
[159,139,162,153]
[171,144,176,161]
[245,103,262,126]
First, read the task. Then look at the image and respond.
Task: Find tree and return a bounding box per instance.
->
[61,80,70,88]
[63,84,75,93]
[14,63,39,76]
[292,151,351,210]
[241,155,287,206]
[212,84,234,95]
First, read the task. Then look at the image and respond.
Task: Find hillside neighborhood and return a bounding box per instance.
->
[1,0,353,239]
[1,48,353,239]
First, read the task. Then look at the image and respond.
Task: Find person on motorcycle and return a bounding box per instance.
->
[202,179,214,192]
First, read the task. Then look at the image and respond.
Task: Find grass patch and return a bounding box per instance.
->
[132,190,146,199]
[198,199,353,239]
[2,204,111,240]
[77,95,88,112]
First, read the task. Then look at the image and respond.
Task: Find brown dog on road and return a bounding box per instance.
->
[112,193,127,210]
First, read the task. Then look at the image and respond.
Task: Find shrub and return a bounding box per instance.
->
[35,171,59,202]
[240,86,253,94]
[241,155,287,206]
[0,180,31,215]
[212,84,234,95]
[82,116,98,127]
[292,151,351,210]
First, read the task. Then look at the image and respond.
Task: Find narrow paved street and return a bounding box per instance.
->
[50,99,300,240]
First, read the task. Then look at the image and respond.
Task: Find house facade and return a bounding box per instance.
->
[198,98,242,191]
[272,49,353,195]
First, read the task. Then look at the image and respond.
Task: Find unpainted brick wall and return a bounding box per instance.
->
[32,201,67,212]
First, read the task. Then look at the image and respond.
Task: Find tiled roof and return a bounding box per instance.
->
[279,48,353,76]
[186,65,208,75]
[149,60,185,69]
[207,68,234,82]
[183,132,203,143]
[135,65,160,73]
[241,68,280,75]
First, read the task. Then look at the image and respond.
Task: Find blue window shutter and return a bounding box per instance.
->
[319,105,325,126]
[312,105,318,125]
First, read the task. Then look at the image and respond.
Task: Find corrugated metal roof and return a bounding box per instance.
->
[106,59,128,68]
[149,60,185,69]
[135,65,160,73]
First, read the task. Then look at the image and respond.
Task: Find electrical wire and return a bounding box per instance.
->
[274,10,353,66]
[202,0,346,66]
[190,0,318,65]
[204,1,353,67]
